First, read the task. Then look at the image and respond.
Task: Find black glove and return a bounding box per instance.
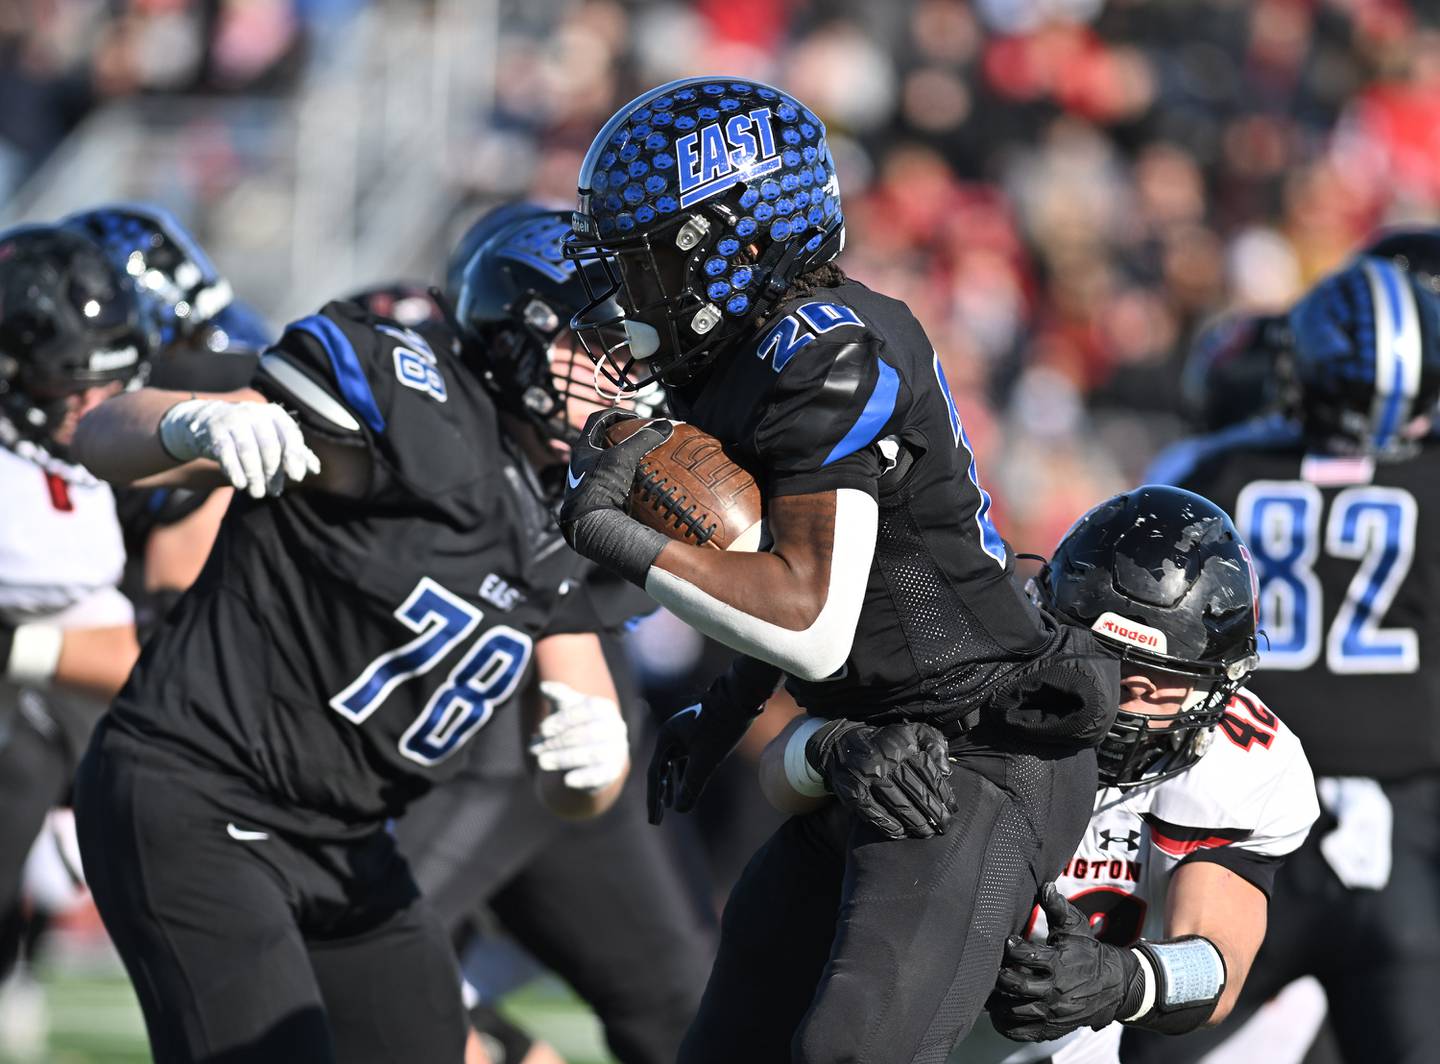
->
[646,656,779,825]
[807,720,958,840]
[557,410,673,585]
[988,883,1144,1042]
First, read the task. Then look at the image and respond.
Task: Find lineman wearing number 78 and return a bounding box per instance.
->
[69,281,632,1062]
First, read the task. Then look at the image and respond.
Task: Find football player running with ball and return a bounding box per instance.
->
[69,250,633,1061]
[558,77,1122,1063]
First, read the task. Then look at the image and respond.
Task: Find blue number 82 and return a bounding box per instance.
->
[1236,482,1417,674]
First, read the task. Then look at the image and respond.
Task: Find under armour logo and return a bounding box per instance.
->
[1097,829,1141,853]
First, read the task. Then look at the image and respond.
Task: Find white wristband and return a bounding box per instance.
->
[7,624,63,685]
[1124,948,1158,1022]
[784,717,831,798]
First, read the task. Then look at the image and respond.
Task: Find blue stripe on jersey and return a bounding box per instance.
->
[1144,415,1301,486]
[287,315,387,435]
[1372,260,1410,451]
[822,360,899,466]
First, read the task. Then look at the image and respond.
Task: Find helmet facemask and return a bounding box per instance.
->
[1094,646,1255,789]
[1032,485,1262,790]
[478,289,663,450]
[567,203,755,394]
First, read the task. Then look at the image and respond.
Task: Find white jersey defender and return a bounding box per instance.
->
[953,687,1318,1064]
[0,445,131,630]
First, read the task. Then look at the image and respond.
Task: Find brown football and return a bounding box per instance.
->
[605,419,763,551]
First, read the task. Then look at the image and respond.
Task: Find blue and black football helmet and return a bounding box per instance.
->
[1179,310,1294,432]
[565,77,845,391]
[1288,255,1440,459]
[0,225,151,446]
[1363,225,1440,286]
[1032,485,1260,787]
[61,203,271,361]
[450,202,655,444]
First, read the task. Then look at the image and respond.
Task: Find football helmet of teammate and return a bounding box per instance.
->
[1032,485,1260,788]
[451,202,658,448]
[62,203,271,360]
[1180,310,1293,432]
[564,76,846,391]
[0,225,151,452]
[1363,225,1440,286]
[1288,255,1440,460]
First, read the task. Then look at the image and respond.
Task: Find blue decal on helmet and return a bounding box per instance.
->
[496,217,576,284]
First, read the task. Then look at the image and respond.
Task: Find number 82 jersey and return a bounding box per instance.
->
[1156,422,1440,778]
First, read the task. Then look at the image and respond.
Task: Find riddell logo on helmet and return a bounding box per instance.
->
[676,109,781,209]
[1092,611,1168,654]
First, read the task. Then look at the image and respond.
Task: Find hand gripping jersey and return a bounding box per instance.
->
[106,302,590,834]
[670,278,1051,720]
[1150,420,1440,778]
[952,688,1319,1064]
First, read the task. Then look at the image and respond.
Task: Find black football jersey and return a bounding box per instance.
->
[107,301,589,834]
[1153,418,1440,779]
[670,278,1050,719]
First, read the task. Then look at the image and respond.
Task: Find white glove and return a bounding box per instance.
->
[1317,776,1393,890]
[159,398,322,499]
[528,680,629,793]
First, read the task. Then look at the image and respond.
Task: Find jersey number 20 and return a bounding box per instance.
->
[330,577,533,766]
[1236,483,1418,674]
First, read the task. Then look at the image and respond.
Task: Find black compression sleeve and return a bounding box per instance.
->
[1178,847,1285,899]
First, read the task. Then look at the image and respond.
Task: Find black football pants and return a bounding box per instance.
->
[399,764,713,1064]
[1124,772,1440,1064]
[74,723,465,1064]
[680,732,1097,1064]
[0,697,72,978]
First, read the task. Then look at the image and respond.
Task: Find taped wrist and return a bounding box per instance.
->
[569,508,667,587]
[1122,935,1227,1035]
[784,717,830,797]
[4,623,63,685]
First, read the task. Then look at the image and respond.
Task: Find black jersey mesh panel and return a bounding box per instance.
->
[872,500,1015,709]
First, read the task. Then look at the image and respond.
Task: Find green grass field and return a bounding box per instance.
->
[0,941,616,1064]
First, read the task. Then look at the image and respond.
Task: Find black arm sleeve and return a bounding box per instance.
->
[1178,846,1286,899]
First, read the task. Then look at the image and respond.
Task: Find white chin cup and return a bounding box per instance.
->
[623,320,661,361]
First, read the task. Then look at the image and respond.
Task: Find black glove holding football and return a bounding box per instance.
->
[807,719,958,840]
[988,883,1145,1042]
[557,409,673,586]
[647,655,780,825]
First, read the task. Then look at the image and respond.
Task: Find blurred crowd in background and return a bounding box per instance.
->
[9,0,1439,552]
[469,0,1440,551]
